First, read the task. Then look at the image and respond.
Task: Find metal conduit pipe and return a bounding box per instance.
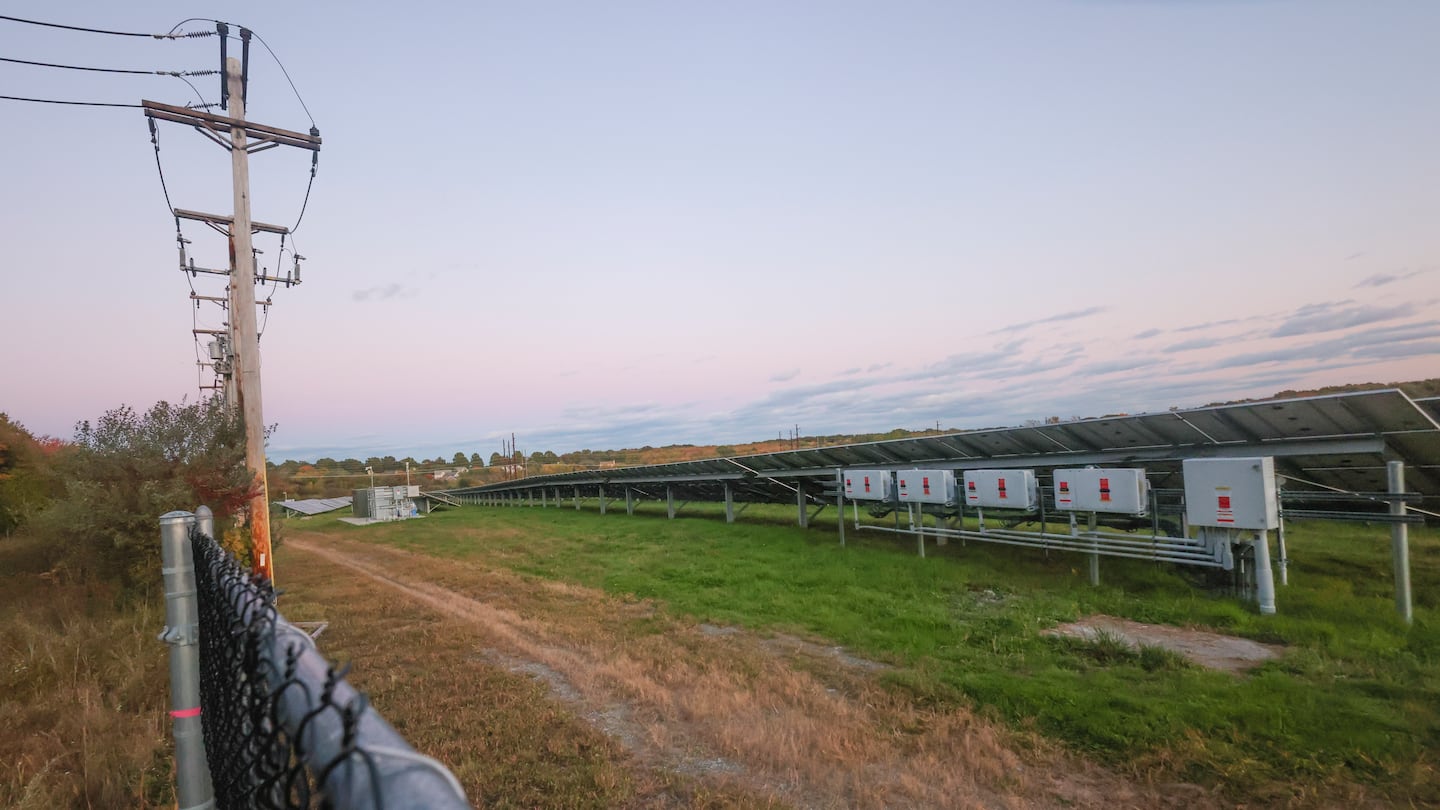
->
[884,522,1215,554]
[852,524,1225,566]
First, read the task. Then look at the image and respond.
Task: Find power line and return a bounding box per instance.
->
[291,156,318,233]
[0,94,141,108]
[0,55,217,76]
[162,18,317,127]
[147,119,177,216]
[0,13,212,39]
[248,29,315,127]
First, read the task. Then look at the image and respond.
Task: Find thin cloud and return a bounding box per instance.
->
[1354,269,1426,289]
[1175,317,1242,334]
[1271,302,1415,338]
[1163,337,1224,354]
[1132,328,1162,340]
[991,306,1106,334]
[1351,340,1440,360]
[351,283,414,302]
[769,368,800,383]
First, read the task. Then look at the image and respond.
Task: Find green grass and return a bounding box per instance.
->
[296,502,1440,801]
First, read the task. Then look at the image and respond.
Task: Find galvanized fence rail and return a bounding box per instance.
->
[160,507,470,810]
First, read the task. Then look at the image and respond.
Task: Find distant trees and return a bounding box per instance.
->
[452,452,468,466]
[0,414,61,536]
[470,452,483,466]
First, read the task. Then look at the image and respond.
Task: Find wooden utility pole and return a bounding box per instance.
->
[143,27,320,584]
[225,55,273,582]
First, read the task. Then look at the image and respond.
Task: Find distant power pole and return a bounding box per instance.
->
[143,27,322,584]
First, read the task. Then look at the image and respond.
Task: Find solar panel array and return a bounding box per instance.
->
[275,497,354,516]
[445,389,1440,508]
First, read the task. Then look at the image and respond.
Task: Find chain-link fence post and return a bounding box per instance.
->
[159,509,216,810]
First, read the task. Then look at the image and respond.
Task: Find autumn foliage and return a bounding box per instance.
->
[27,399,257,592]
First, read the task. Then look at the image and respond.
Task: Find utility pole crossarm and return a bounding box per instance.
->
[141,99,321,151]
[175,208,290,236]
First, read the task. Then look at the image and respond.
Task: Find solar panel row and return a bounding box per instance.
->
[444,389,1440,509]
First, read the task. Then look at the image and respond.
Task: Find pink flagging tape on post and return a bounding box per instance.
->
[171,706,202,718]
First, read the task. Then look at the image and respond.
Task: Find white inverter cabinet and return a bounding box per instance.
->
[1183,457,1278,530]
[1053,468,1149,515]
[896,469,957,506]
[963,469,1039,510]
[843,469,894,501]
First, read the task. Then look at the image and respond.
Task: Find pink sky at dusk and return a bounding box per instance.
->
[1,1,1436,463]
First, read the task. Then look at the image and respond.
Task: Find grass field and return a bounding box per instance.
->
[0,535,175,808]
[297,500,1440,804]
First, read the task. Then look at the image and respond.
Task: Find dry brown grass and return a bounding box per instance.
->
[285,531,1222,809]
[0,536,175,809]
[277,536,772,809]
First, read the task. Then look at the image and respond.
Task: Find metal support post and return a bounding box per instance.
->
[1389,461,1413,624]
[723,482,734,523]
[625,487,635,515]
[1252,530,1276,615]
[1275,481,1289,586]
[667,487,676,519]
[913,504,924,558]
[159,510,215,810]
[598,485,606,515]
[541,488,547,508]
[195,504,215,543]
[796,482,807,528]
[1087,512,1100,586]
[573,486,580,510]
[527,490,533,507]
[836,477,845,547]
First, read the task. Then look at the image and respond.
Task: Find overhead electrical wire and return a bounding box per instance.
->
[0,55,217,76]
[4,12,319,385]
[290,157,318,233]
[161,17,323,234]
[0,13,213,39]
[0,94,141,108]
[2,13,314,398]
[147,119,177,216]
[247,28,314,127]
[163,17,316,127]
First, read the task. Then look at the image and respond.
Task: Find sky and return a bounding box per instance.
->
[2,1,1437,463]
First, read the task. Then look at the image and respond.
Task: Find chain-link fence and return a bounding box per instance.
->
[162,509,469,810]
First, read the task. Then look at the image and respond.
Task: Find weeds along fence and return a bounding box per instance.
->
[159,508,470,810]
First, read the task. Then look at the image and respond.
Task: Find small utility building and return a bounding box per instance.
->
[352,486,420,521]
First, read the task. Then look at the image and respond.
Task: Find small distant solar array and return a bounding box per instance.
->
[274,496,352,516]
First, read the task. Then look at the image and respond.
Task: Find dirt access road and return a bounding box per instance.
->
[283,532,1219,809]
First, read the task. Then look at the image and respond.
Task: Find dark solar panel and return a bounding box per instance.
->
[446,389,1440,501]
